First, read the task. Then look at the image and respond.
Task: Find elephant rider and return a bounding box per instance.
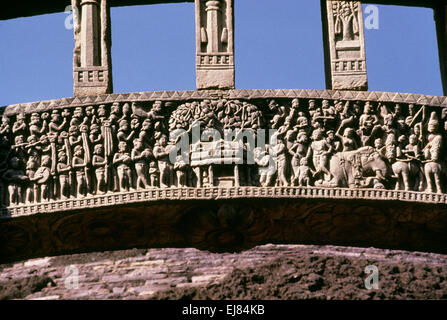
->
[358,102,380,146]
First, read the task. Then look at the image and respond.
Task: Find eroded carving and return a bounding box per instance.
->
[196,0,235,89]
[0,97,446,210]
[323,0,368,90]
[72,0,113,96]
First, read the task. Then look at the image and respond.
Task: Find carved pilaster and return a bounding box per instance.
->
[72,0,113,97]
[322,0,368,91]
[434,4,447,95]
[195,0,235,90]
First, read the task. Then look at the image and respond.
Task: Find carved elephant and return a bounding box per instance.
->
[316,147,389,189]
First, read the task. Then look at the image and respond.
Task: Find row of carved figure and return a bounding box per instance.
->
[0,98,446,206]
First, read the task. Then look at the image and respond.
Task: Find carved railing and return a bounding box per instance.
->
[1,89,446,219]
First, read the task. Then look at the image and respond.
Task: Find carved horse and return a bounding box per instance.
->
[391,159,423,192]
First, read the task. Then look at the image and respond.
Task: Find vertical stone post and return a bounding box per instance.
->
[434,4,447,96]
[195,0,235,90]
[72,0,113,97]
[322,0,368,91]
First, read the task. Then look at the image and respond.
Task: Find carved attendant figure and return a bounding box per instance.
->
[3,157,28,205]
[72,145,88,197]
[57,151,71,200]
[153,135,174,188]
[92,144,108,195]
[423,112,444,194]
[310,128,332,182]
[296,158,315,187]
[131,138,151,190]
[113,141,133,192]
[31,155,51,202]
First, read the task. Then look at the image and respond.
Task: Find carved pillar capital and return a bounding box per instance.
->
[80,0,99,6]
[204,0,221,11]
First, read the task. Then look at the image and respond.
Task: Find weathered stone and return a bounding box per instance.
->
[72,0,113,96]
[322,1,368,90]
[195,0,235,89]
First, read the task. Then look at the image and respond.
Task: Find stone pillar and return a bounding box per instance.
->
[322,0,368,91]
[434,4,447,96]
[195,0,235,90]
[72,0,113,96]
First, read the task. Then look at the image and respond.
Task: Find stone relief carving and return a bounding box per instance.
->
[323,0,367,91]
[0,98,446,208]
[195,0,235,90]
[72,0,113,96]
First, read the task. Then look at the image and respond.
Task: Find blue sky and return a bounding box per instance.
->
[0,1,443,106]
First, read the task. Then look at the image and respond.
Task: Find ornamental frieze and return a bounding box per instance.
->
[1,92,446,218]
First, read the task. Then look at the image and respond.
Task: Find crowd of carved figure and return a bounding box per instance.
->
[0,97,446,206]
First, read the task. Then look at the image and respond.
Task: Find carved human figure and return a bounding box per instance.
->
[30,155,51,202]
[295,112,309,131]
[117,119,135,143]
[25,135,40,160]
[148,101,166,133]
[296,158,315,187]
[405,104,416,128]
[423,112,443,194]
[29,112,48,137]
[69,125,82,149]
[310,128,332,181]
[374,138,386,158]
[254,146,275,187]
[0,116,11,139]
[92,144,108,195]
[57,151,72,200]
[89,123,102,145]
[393,104,407,135]
[113,141,133,192]
[358,102,380,146]
[326,130,339,154]
[139,118,153,148]
[271,134,289,187]
[402,134,424,191]
[48,110,67,133]
[37,134,52,158]
[338,101,355,134]
[3,157,28,205]
[83,106,97,126]
[72,145,88,197]
[174,155,188,188]
[153,135,174,188]
[148,161,160,187]
[289,131,310,186]
[110,103,121,133]
[12,135,27,161]
[131,138,151,190]
[119,103,131,123]
[308,100,318,119]
[25,156,39,204]
[336,127,358,152]
[70,107,84,127]
[12,113,27,137]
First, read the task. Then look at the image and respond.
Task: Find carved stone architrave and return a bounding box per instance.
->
[195,0,235,90]
[322,0,368,91]
[72,0,113,97]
